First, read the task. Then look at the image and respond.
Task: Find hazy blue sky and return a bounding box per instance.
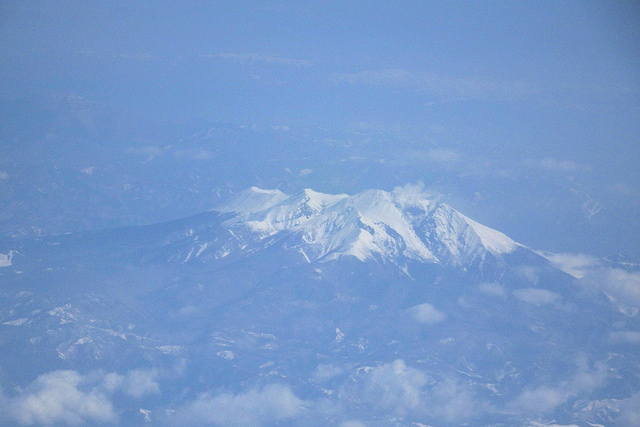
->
[1,1,639,254]
[3,1,638,156]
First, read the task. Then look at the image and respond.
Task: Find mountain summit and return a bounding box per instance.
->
[213,185,520,268]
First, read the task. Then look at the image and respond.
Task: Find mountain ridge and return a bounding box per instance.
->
[210,185,522,270]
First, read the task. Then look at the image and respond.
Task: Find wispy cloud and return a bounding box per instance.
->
[526,157,592,174]
[513,288,562,306]
[111,368,160,399]
[171,383,306,426]
[544,251,640,314]
[77,50,157,62]
[174,148,216,160]
[478,282,507,297]
[311,363,344,382]
[354,359,429,416]
[339,359,484,423]
[339,421,367,427]
[586,268,640,314]
[332,68,534,99]
[616,393,640,425]
[208,53,315,67]
[405,148,461,167]
[608,331,640,344]
[544,252,601,279]
[509,356,609,414]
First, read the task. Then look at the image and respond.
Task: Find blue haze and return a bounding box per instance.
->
[0,2,640,426]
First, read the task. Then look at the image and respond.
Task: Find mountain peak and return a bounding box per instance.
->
[213,186,521,267]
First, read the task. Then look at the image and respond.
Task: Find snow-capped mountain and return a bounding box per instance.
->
[211,185,520,268]
[1,186,639,426]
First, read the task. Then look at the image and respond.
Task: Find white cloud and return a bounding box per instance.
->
[407,302,446,325]
[544,252,640,313]
[478,282,506,297]
[340,421,367,427]
[0,368,161,426]
[358,360,428,415]
[120,369,160,399]
[616,392,640,425]
[509,357,609,415]
[2,370,117,426]
[590,268,640,309]
[428,378,482,422]
[171,384,306,426]
[345,360,483,423]
[511,385,569,414]
[544,252,601,278]
[392,182,440,208]
[513,288,561,306]
[312,364,344,382]
[570,267,640,316]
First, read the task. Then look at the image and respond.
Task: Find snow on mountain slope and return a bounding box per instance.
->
[211,186,521,267]
[214,186,290,214]
[0,250,16,267]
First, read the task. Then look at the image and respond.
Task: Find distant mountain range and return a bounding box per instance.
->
[0,186,638,426]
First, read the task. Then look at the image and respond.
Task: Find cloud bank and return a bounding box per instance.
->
[0,368,159,426]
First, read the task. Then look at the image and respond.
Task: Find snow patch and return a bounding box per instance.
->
[3,317,29,326]
[0,250,16,267]
[155,345,183,355]
[463,216,518,254]
[195,243,208,257]
[217,350,235,360]
[139,409,152,423]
